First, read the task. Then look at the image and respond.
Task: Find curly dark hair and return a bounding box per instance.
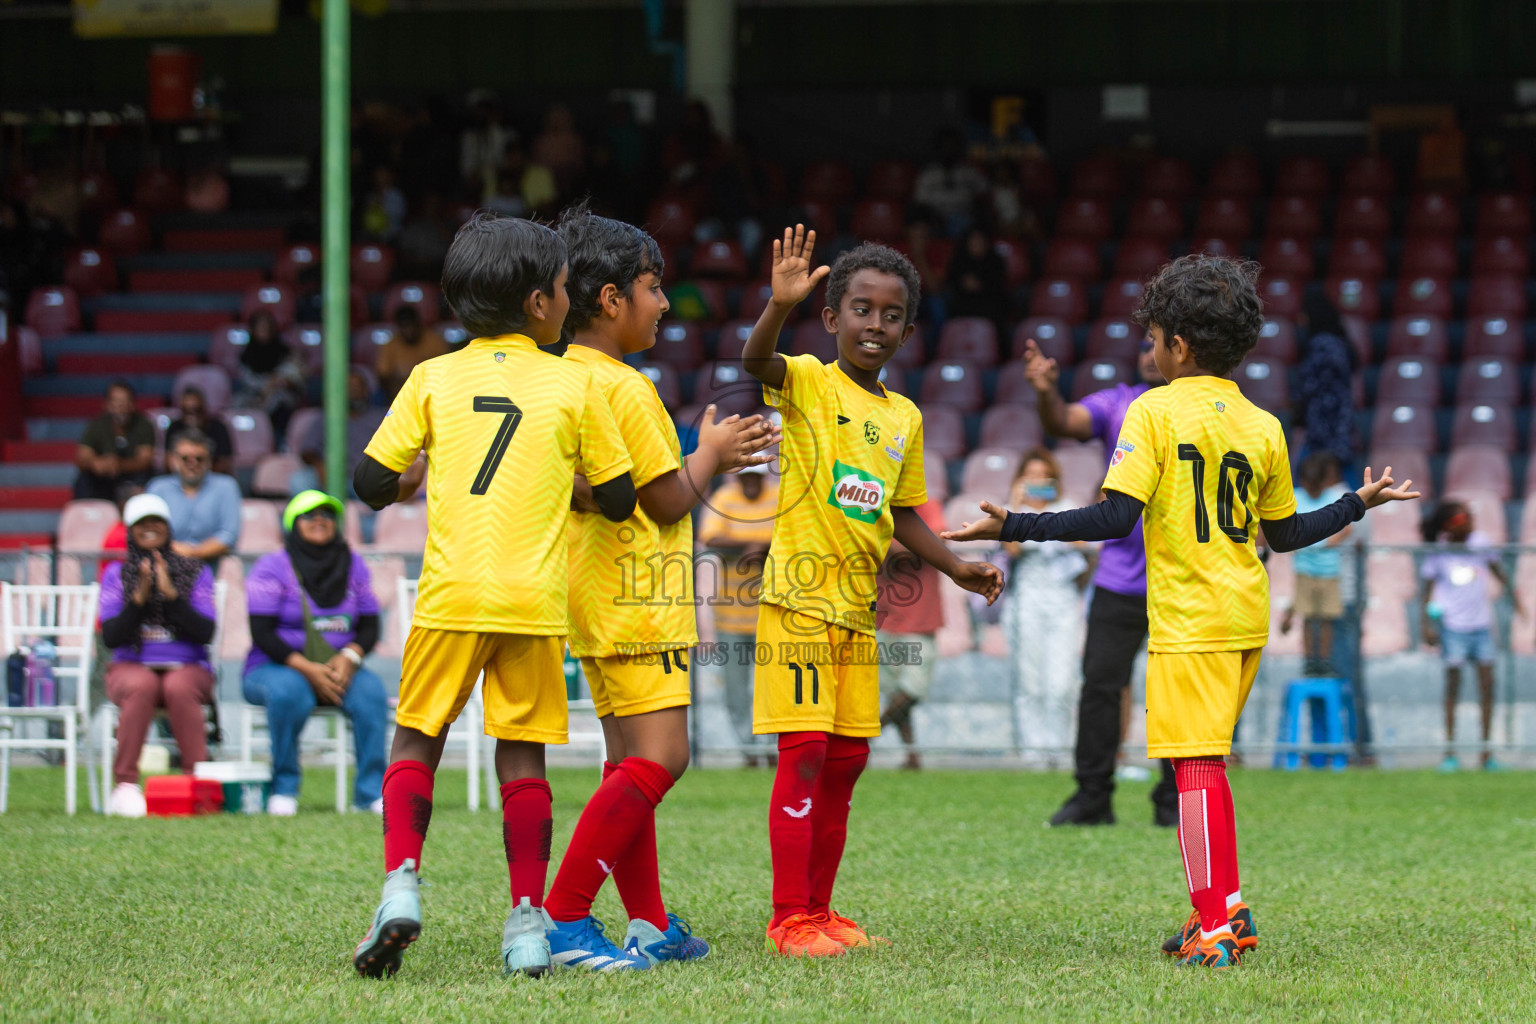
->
[825,243,921,324]
[1421,498,1470,543]
[1133,254,1264,376]
[555,199,665,341]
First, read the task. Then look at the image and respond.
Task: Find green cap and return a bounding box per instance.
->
[283,490,345,532]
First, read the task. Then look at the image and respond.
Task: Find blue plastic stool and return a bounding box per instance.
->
[1276,678,1351,771]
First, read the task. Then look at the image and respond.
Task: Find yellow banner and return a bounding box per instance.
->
[74,0,278,38]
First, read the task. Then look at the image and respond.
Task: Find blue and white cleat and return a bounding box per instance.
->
[546,914,650,972]
[623,913,711,965]
[502,897,554,978]
[353,858,422,978]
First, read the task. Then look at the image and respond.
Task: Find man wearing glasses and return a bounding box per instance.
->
[147,430,243,567]
[1021,333,1174,827]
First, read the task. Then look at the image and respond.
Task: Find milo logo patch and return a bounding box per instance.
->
[312,615,352,633]
[826,461,886,523]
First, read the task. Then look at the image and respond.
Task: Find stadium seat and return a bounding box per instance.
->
[1207,153,1263,198]
[1367,447,1434,502]
[1400,235,1458,278]
[1463,315,1525,360]
[173,365,232,413]
[132,167,182,214]
[284,407,323,456]
[1471,234,1529,277]
[272,244,320,286]
[1329,236,1386,278]
[1475,192,1531,237]
[644,198,696,246]
[251,454,301,499]
[63,247,116,297]
[1029,277,1088,324]
[1371,404,1438,451]
[241,283,297,328]
[790,321,837,363]
[1055,441,1108,505]
[374,502,430,554]
[1139,156,1194,199]
[979,404,1045,451]
[1360,574,1413,656]
[736,280,789,324]
[1125,197,1183,241]
[1257,236,1314,279]
[1054,198,1113,241]
[875,364,908,396]
[925,454,950,504]
[1194,196,1253,241]
[1393,276,1453,319]
[918,237,954,280]
[1011,316,1073,364]
[1085,318,1140,361]
[918,361,985,413]
[1253,318,1298,363]
[691,240,748,278]
[236,500,284,555]
[1468,274,1527,318]
[1404,191,1460,235]
[1446,490,1507,544]
[1365,495,1424,544]
[1113,236,1168,278]
[15,325,41,376]
[79,168,119,212]
[692,361,760,415]
[57,500,119,553]
[715,321,754,362]
[350,244,395,292]
[1100,277,1147,319]
[889,323,925,369]
[1451,402,1517,450]
[1324,275,1380,320]
[1376,356,1442,405]
[937,317,999,367]
[1265,195,1323,239]
[1042,237,1100,280]
[1384,316,1449,361]
[1456,357,1521,405]
[850,200,906,243]
[1274,156,1331,198]
[1070,360,1132,401]
[961,448,1024,497]
[918,404,968,462]
[221,410,274,468]
[793,199,838,240]
[1258,277,1303,319]
[1334,194,1391,237]
[992,239,1030,288]
[351,323,397,367]
[650,322,705,369]
[865,160,917,202]
[1017,155,1058,205]
[799,160,855,205]
[1190,236,1246,256]
[99,208,152,255]
[1236,358,1288,412]
[1340,154,1397,196]
[207,322,251,374]
[634,363,682,408]
[1446,446,1512,501]
[992,361,1039,406]
[24,285,81,338]
[382,281,441,323]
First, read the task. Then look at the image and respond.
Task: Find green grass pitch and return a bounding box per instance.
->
[5,765,1534,1021]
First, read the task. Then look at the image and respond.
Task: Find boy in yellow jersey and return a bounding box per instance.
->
[944,255,1418,969]
[349,213,640,979]
[742,226,1004,958]
[540,203,776,968]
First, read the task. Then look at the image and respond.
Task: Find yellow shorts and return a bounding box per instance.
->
[752,602,880,737]
[581,649,692,719]
[1145,648,1262,758]
[397,627,567,743]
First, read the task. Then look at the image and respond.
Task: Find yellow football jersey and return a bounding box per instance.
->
[1101,374,1296,653]
[364,334,632,634]
[562,344,697,658]
[761,354,927,635]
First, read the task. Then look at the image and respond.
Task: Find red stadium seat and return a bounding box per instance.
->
[99,208,151,254]
[714,321,755,362]
[1274,157,1331,199]
[651,322,705,369]
[1139,156,1194,200]
[1400,235,1458,278]
[961,448,1025,497]
[634,363,682,408]
[350,244,395,292]
[1043,237,1100,279]
[1341,316,1372,365]
[208,322,251,374]
[1070,359,1132,401]
[1055,197,1113,241]
[132,167,182,215]
[1055,441,1109,505]
[645,198,697,246]
[1236,358,1289,412]
[1011,317,1073,364]
[1324,275,1380,320]
[790,321,837,363]
[1070,155,1124,199]
[220,410,275,468]
[63,247,116,297]
[1126,197,1183,241]
[925,454,951,504]
[1334,194,1391,237]
[1258,236,1314,280]
[993,360,1040,406]
[1475,192,1531,237]
[1463,316,1525,360]
[1455,357,1521,406]
[1371,404,1437,451]
[1366,447,1434,503]
[1330,236,1386,279]
[993,239,1031,288]
[799,160,856,205]
[875,364,909,396]
[1029,277,1088,323]
[78,169,119,213]
[790,199,838,241]
[850,200,906,243]
[865,160,917,202]
[918,361,985,413]
[1018,155,1058,204]
[1393,276,1453,320]
[1085,318,1141,361]
[285,324,326,374]
[937,317,999,367]
[889,323,925,369]
[241,283,297,328]
[1340,154,1397,196]
[979,404,1044,451]
[252,455,301,500]
[1405,191,1460,235]
[1188,235,1241,260]
[692,360,760,415]
[1207,153,1263,198]
[1258,277,1303,319]
[173,365,232,413]
[1471,235,1529,277]
[272,244,320,286]
[1266,196,1322,239]
[1113,236,1168,279]
[919,403,968,462]
[1194,196,1253,241]
[24,285,80,338]
[1100,276,1147,319]
[691,240,748,278]
[1377,356,1442,405]
[15,325,40,376]
[739,279,798,324]
[1364,490,1428,543]
[1385,316,1449,361]
[1253,319,1298,363]
[1468,274,1527,319]
[351,323,396,368]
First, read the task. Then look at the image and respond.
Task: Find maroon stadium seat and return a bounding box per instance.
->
[220,410,275,468]
[645,198,696,246]
[1400,235,1458,279]
[1463,315,1525,360]
[1253,319,1298,364]
[889,323,925,368]
[1274,157,1331,199]
[79,169,119,213]
[738,279,798,324]
[799,160,856,205]
[691,240,748,279]
[1324,275,1380,320]
[25,285,81,338]
[1194,196,1253,241]
[351,323,396,368]
[1126,197,1183,241]
[286,324,326,374]
[63,247,116,297]
[1446,446,1513,501]
[1011,317,1073,364]
[715,320,755,362]
[1393,276,1453,320]
[1371,404,1438,451]
[1101,277,1147,319]
[1139,156,1194,200]
[979,404,1045,451]
[791,199,838,241]
[633,363,682,409]
[1043,237,1101,279]
[651,322,705,369]
[918,403,968,462]
[133,167,183,215]
[1070,155,1124,199]
[1475,192,1531,237]
[1384,316,1449,361]
[1405,191,1460,236]
[382,281,439,323]
[1018,155,1058,204]
[272,244,320,286]
[1258,277,1303,319]
[993,239,1031,288]
[1330,236,1386,278]
[692,360,760,415]
[850,200,906,243]
[937,317,999,367]
[100,208,151,255]
[208,322,251,374]
[1471,235,1529,277]
[1455,357,1522,406]
[1030,277,1088,323]
[1258,236,1314,280]
[350,244,395,292]
[1266,196,1322,239]
[918,361,985,413]
[1377,356,1442,406]
[1334,194,1391,237]
[1085,318,1141,361]
[877,364,910,396]
[173,365,232,414]
[1113,236,1168,278]
[1207,153,1263,198]
[993,360,1041,406]
[1189,237,1241,260]
[961,447,1025,497]
[1468,274,1527,318]
[1236,358,1289,412]
[1055,197,1113,241]
[1367,447,1435,502]
[1070,359,1133,401]
[789,321,838,363]
[865,160,917,202]
[1340,155,1397,197]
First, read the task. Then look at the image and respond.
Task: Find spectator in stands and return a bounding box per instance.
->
[97,493,217,818]
[397,193,457,280]
[1280,452,1350,674]
[913,127,988,236]
[147,430,241,565]
[242,490,387,816]
[292,369,388,495]
[73,380,155,501]
[1420,500,1517,773]
[501,142,558,217]
[361,164,406,241]
[376,305,449,399]
[460,89,515,203]
[233,309,305,439]
[164,386,233,476]
[700,136,769,258]
[945,226,1010,332]
[531,101,586,193]
[988,160,1043,242]
[662,99,723,190]
[1001,449,1093,766]
[876,498,948,771]
[1294,293,1357,473]
[697,465,778,764]
[484,169,527,219]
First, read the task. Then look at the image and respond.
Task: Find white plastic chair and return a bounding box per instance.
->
[0,583,100,815]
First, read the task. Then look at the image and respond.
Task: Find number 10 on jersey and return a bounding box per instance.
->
[1177,444,1253,543]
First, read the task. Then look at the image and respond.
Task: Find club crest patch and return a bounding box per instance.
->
[495,352,505,363]
[863,421,880,445]
[1215,401,1225,412]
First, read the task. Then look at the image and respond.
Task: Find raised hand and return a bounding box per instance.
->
[951,559,1005,606]
[1022,338,1060,394]
[698,406,781,473]
[151,550,178,600]
[770,224,831,308]
[939,501,1010,543]
[132,558,155,606]
[1356,465,1421,510]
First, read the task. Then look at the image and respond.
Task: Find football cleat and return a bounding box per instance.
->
[623,913,711,965]
[1048,792,1116,827]
[765,914,845,958]
[809,910,888,949]
[501,897,553,978]
[1161,909,1201,956]
[546,915,649,972]
[1178,933,1242,969]
[1227,903,1258,953]
[353,859,422,978]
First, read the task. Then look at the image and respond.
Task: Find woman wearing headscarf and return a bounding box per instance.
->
[242,490,387,816]
[98,493,218,817]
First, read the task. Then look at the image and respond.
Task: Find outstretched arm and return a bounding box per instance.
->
[892,505,1004,605]
[942,490,1144,545]
[742,225,830,390]
[1268,464,1420,552]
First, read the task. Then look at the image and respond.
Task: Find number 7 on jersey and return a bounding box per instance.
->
[472,396,523,495]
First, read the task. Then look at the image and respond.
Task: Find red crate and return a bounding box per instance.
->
[145,776,224,816]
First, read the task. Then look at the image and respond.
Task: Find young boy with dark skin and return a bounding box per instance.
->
[741,226,1004,957]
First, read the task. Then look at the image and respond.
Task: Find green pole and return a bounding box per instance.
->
[321,0,351,502]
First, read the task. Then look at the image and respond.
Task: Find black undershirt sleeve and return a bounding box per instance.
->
[352,614,379,656]
[999,489,1146,544]
[163,595,216,646]
[353,455,402,512]
[249,614,298,666]
[100,599,146,649]
[1261,492,1366,552]
[591,472,637,523]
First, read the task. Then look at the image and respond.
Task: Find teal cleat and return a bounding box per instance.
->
[353,859,422,978]
[1178,933,1243,969]
[1439,755,1460,773]
[502,898,554,978]
[623,913,711,965]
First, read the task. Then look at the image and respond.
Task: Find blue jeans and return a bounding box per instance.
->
[1442,628,1496,668]
[243,662,388,807]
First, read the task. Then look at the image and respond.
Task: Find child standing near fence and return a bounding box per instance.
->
[1280,452,1350,674]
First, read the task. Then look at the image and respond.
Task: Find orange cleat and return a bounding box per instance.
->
[809,910,889,949]
[1178,933,1242,969]
[1161,909,1201,956]
[765,914,845,958]
[1226,902,1258,952]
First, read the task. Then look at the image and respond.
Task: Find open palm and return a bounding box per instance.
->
[770,224,831,307]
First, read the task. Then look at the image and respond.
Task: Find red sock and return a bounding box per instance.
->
[1222,772,1241,905]
[768,732,828,928]
[500,778,553,907]
[807,734,869,917]
[1174,757,1234,935]
[381,759,434,874]
[543,757,674,923]
[602,762,668,930]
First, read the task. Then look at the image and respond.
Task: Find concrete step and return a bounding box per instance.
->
[120,250,275,272]
[86,292,243,312]
[24,373,177,397]
[0,464,76,487]
[26,395,164,418]
[96,311,233,333]
[26,419,90,442]
[41,332,210,355]
[53,353,200,375]
[128,268,267,292]
[3,441,79,462]
[0,510,62,535]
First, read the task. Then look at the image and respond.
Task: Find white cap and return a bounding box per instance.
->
[122,493,172,528]
[738,463,770,475]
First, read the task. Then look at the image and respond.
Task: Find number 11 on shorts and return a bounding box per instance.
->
[788,662,820,705]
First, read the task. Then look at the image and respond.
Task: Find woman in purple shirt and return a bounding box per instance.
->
[99,493,218,818]
[242,490,387,816]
